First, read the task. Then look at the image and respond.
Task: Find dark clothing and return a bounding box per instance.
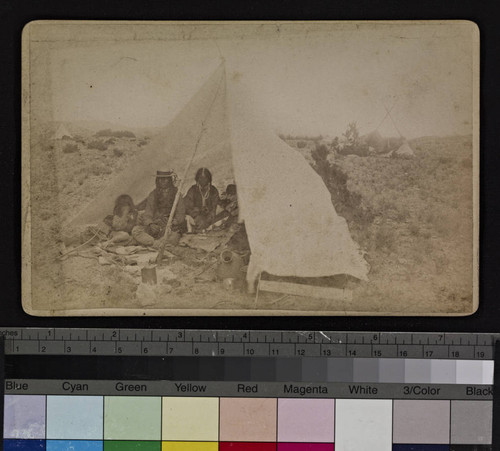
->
[142,187,185,232]
[184,184,219,230]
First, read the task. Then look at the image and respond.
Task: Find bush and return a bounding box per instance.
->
[62,143,79,154]
[95,129,113,137]
[374,225,396,252]
[87,140,108,151]
[105,138,116,145]
[137,139,147,147]
[95,129,136,139]
[297,141,307,149]
[90,163,113,176]
[113,148,124,157]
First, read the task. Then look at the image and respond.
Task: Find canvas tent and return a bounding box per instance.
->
[393,140,415,158]
[54,124,72,140]
[67,64,368,281]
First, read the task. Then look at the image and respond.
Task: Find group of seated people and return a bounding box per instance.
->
[103,168,238,249]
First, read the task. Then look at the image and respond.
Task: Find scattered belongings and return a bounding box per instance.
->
[65,63,368,288]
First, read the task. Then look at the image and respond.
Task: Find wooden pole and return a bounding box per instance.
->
[155,64,225,265]
[155,151,198,265]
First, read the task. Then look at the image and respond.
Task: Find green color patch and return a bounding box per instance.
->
[104,441,161,451]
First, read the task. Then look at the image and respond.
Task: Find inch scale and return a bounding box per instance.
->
[0,328,497,359]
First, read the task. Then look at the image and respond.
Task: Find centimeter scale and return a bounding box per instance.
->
[1,329,498,451]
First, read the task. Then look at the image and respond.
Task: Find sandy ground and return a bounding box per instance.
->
[27,129,474,315]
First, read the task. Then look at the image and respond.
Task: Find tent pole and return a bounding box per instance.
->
[154,150,198,265]
[155,63,226,265]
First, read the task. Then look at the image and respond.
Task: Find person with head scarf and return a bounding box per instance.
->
[184,167,220,233]
[131,170,185,247]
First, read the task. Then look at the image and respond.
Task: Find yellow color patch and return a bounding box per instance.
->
[162,397,219,441]
[161,442,218,451]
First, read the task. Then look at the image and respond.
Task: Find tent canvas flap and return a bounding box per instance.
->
[67,64,369,281]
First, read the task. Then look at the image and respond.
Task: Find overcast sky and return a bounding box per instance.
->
[48,23,476,139]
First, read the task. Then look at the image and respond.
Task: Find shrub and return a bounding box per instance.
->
[113,148,124,157]
[87,140,108,151]
[374,225,396,252]
[95,129,136,139]
[95,129,113,137]
[105,138,116,145]
[90,163,112,176]
[137,139,148,147]
[297,141,307,149]
[62,143,79,154]
[114,130,135,138]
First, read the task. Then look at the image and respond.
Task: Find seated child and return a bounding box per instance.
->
[104,194,138,246]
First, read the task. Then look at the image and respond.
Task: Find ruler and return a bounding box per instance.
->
[0,328,497,359]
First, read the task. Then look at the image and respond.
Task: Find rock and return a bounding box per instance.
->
[165,280,181,289]
[125,265,141,276]
[158,268,177,281]
[98,256,112,265]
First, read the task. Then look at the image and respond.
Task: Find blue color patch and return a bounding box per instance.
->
[4,440,46,451]
[46,441,103,451]
[393,446,450,451]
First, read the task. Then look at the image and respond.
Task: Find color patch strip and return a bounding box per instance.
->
[4,395,46,438]
[393,446,449,450]
[277,444,334,451]
[3,440,45,451]
[219,443,276,451]
[105,442,161,451]
[104,397,161,440]
[219,398,277,442]
[162,397,219,441]
[335,399,392,450]
[450,401,493,445]
[393,400,450,444]
[162,442,218,451]
[47,441,103,451]
[277,399,334,443]
[46,396,103,440]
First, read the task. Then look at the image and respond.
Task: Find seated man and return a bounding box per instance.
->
[131,170,185,247]
[184,167,219,233]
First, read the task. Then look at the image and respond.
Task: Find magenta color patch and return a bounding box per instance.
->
[277,399,335,443]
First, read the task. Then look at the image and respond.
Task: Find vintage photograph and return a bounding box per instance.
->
[22,21,479,315]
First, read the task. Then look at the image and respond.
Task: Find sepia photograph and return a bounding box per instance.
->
[21,21,479,316]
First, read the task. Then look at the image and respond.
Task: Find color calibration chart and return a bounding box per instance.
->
[1,329,498,451]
